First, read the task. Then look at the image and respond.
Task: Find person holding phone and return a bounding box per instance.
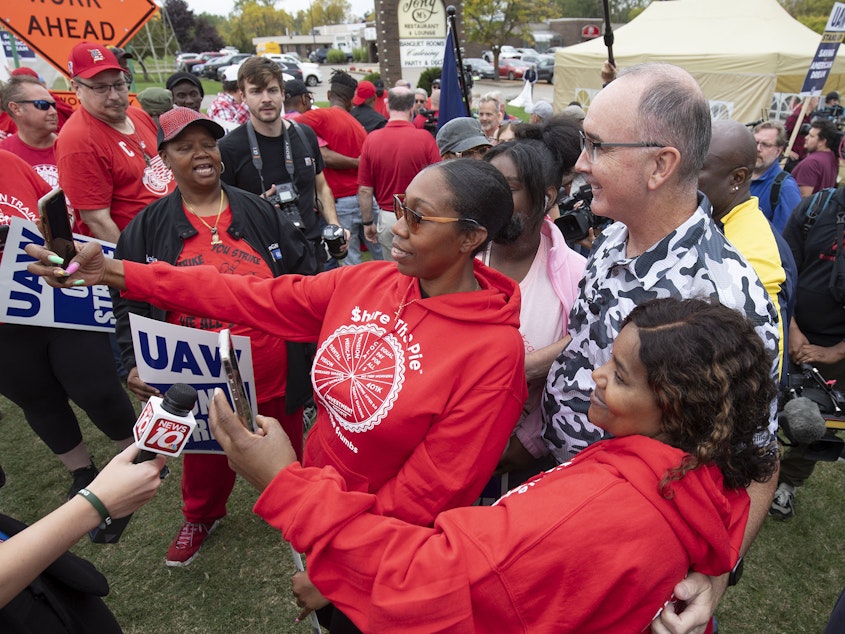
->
[108,107,316,568]
[27,158,527,632]
[206,297,776,633]
[0,150,137,501]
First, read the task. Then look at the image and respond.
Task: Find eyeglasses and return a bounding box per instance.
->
[756,140,778,150]
[393,194,480,233]
[456,145,490,159]
[579,130,665,162]
[13,99,56,111]
[75,79,129,95]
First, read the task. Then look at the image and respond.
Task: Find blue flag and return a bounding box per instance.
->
[437,26,467,131]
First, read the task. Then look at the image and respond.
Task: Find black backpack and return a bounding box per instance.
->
[0,513,122,634]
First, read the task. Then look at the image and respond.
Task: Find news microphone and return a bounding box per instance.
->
[133,383,198,462]
[780,396,826,445]
[89,384,198,544]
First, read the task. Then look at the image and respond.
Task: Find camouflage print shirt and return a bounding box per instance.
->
[542,202,780,463]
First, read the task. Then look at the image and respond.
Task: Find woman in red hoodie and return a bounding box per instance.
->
[205,297,777,634]
[26,159,528,629]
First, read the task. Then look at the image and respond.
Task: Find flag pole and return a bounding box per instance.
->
[446,5,471,116]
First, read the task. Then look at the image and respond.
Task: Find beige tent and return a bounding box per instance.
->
[553,0,845,123]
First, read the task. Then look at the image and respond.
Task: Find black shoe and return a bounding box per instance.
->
[68,463,99,501]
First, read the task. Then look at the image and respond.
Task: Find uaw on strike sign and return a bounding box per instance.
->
[1,0,158,78]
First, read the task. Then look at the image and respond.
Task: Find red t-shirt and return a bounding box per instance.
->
[168,205,287,400]
[0,149,51,227]
[0,134,58,189]
[358,121,441,210]
[56,106,174,236]
[297,106,367,198]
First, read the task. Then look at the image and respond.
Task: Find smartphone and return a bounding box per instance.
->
[38,187,75,268]
[219,329,255,432]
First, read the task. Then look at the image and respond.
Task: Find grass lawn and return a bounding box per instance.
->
[1,391,843,632]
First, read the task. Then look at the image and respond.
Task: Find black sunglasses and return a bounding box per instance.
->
[14,99,57,111]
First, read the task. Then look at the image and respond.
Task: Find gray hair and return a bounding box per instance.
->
[619,63,711,186]
[479,92,501,112]
[753,120,787,148]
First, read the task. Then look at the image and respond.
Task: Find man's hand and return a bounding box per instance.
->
[207,389,296,491]
[364,223,378,244]
[651,572,724,634]
[127,367,161,401]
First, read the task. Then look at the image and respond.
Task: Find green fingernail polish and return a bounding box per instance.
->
[72,279,85,286]
[48,255,64,265]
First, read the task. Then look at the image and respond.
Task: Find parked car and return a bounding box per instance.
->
[262,54,322,86]
[465,57,496,80]
[202,53,251,79]
[275,60,303,82]
[536,54,555,83]
[308,47,352,64]
[175,52,198,70]
[482,46,518,63]
[515,48,540,59]
[181,52,224,74]
[498,58,532,80]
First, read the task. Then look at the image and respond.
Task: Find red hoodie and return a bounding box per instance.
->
[123,259,527,524]
[255,435,749,633]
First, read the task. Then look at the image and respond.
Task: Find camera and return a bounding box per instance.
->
[553,184,612,243]
[419,107,438,136]
[267,182,305,231]
[780,363,845,461]
[322,224,347,260]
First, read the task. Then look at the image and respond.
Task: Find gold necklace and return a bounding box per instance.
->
[183,190,225,246]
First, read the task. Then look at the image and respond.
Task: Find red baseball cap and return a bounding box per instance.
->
[67,42,125,79]
[11,67,39,78]
[352,80,376,106]
[157,107,225,150]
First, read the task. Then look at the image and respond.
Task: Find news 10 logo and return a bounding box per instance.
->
[138,418,192,457]
[133,400,156,445]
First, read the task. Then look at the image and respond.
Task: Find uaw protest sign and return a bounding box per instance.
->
[0,217,116,331]
[801,2,845,96]
[130,314,258,454]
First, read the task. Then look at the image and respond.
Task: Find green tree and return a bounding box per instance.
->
[221,0,294,53]
[779,0,836,33]
[463,0,534,77]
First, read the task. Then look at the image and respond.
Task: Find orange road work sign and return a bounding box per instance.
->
[1,0,158,78]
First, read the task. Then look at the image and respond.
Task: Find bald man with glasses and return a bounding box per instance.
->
[541,63,780,634]
[56,42,174,242]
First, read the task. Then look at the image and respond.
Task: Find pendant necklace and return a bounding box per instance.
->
[183,190,226,245]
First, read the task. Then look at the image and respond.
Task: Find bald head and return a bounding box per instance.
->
[698,120,757,220]
[710,120,757,173]
[612,63,712,186]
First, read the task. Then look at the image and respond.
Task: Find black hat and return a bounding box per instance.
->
[165,72,204,98]
[284,79,310,99]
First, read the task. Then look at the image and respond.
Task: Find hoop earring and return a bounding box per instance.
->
[220,162,225,174]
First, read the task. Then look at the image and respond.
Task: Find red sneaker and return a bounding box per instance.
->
[165,520,220,567]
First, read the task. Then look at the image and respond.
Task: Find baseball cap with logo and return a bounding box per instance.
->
[352,80,376,106]
[67,42,125,79]
[157,107,225,151]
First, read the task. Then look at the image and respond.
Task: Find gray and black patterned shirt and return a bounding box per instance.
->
[542,202,780,463]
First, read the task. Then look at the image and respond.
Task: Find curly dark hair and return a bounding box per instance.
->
[329,69,357,102]
[621,297,778,493]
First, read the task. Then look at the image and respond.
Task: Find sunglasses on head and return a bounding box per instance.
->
[393,194,480,233]
[15,99,57,111]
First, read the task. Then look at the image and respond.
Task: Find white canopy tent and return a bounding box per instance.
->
[553,0,845,122]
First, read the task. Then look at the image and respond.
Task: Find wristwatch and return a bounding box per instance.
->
[362,220,374,226]
[728,556,744,586]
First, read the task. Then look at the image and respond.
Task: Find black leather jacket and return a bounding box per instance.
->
[111,182,317,411]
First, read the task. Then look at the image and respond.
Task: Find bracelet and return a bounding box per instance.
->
[362,220,374,226]
[77,488,112,527]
